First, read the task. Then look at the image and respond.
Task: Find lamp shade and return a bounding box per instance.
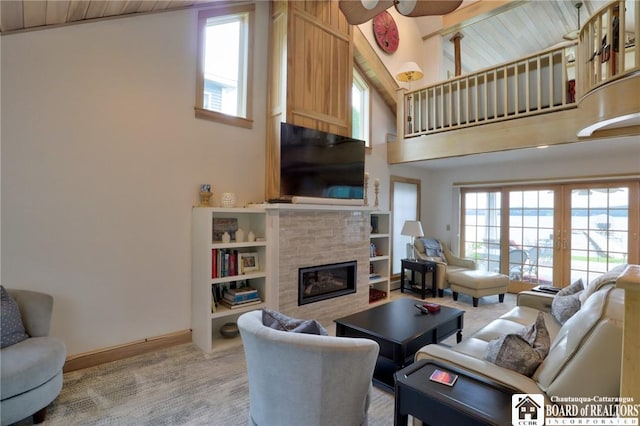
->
[396,62,424,82]
[395,0,463,18]
[338,0,394,25]
[401,220,424,237]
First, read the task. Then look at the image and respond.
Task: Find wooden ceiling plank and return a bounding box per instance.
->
[103,1,127,17]
[1,1,24,32]
[152,1,174,11]
[121,1,143,15]
[23,0,47,28]
[85,0,109,19]
[67,1,91,22]
[136,1,158,13]
[45,0,70,25]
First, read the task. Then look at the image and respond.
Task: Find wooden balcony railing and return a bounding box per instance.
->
[578,0,639,98]
[399,42,578,138]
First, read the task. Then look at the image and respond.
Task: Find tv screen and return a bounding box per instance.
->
[280,123,365,200]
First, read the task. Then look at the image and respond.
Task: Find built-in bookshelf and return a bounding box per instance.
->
[191,207,268,352]
[369,211,391,303]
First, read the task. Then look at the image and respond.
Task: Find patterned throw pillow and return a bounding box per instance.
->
[484,312,550,377]
[551,278,584,325]
[1,286,29,348]
[419,238,446,264]
[262,309,328,335]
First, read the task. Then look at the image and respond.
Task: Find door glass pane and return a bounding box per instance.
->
[508,190,554,284]
[570,187,629,284]
[463,191,501,272]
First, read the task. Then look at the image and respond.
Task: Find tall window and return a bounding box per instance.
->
[391,177,421,275]
[352,68,370,147]
[195,5,254,128]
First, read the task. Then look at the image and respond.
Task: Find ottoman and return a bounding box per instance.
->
[447,270,509,307]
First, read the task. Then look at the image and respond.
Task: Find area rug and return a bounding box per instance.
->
[15,291,515,425]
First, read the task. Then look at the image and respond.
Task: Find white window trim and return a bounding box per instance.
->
[195,3,254,129]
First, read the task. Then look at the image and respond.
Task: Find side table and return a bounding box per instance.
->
[400,259,437,299]
[394,359,515,426]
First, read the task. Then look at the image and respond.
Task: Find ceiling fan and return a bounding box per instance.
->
[339,0,463,25]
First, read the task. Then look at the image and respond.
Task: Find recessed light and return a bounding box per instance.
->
[537,145,549,149]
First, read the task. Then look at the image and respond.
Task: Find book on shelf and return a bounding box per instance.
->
[223,290,259,304]
[220,298,262,310]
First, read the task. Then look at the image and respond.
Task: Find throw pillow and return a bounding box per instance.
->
[262,309,328,335]
[551,278,584,325]
[419,238,446,264]
[1,286,29,348]
[484,312,550,377]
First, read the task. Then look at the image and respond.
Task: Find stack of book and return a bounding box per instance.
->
[221,287,261,309]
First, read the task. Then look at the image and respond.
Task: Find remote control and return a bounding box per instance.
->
[414,303,429,315]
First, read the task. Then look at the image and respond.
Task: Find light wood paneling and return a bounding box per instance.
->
[266,0,353,200]
[0,0,213,34]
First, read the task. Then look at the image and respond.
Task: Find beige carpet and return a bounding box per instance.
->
[14,290,516,426]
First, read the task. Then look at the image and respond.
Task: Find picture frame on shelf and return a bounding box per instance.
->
[239,252,259,273]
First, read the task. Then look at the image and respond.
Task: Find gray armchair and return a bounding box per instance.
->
[1,289,66,425]
[238,310,379,426]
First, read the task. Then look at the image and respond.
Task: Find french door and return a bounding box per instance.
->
[462,180,639,287]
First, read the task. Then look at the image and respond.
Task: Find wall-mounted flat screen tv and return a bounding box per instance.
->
[280,123,365,200]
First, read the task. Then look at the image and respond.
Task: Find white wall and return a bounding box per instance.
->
[0,4,398,356]
[1,6,271,355]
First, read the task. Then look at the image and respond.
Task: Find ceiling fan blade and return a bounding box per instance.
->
[339,0,394,25]
[395,0,463,17]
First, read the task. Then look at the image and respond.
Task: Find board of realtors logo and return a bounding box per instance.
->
[512,394,545,426]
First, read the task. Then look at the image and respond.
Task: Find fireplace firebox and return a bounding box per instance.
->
[298,261,357,305]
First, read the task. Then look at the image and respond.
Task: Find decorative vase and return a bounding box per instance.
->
[236,228,245,242]
[247,231,256,242]
[222,232,231,243]
[199,191,212,206]
[221,192,236,208]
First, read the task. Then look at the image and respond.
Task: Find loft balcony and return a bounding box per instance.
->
[390,0,640,164]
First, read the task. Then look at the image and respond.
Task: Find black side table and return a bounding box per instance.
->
[394,359,515,426]
[400,259,437,299]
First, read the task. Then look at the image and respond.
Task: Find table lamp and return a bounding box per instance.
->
[401,220,424,260]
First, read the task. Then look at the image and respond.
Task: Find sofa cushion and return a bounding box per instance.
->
[262,309,328,335]
[551,278,583,324]
[484,312,550,377]
[1,286,29,349]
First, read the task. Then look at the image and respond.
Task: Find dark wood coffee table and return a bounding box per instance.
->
[334,298,465,392]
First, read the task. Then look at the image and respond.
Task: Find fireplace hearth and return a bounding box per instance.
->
[299,261,357,305]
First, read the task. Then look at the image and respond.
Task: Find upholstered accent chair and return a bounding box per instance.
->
[1,289,67,425]
[238,310,379,426]
[414,238,476,296]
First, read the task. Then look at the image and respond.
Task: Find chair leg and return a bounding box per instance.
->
[499,293,505,303]
[472,297,479,307]
[452,291,458,301]
[438,289,444,297]
[33,407,47,424]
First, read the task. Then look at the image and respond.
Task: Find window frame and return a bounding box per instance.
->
[352,66,371,148]
[195,4,255,129]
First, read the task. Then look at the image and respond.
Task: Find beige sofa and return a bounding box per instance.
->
[415,265,627,403]
[414,238,476,297]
